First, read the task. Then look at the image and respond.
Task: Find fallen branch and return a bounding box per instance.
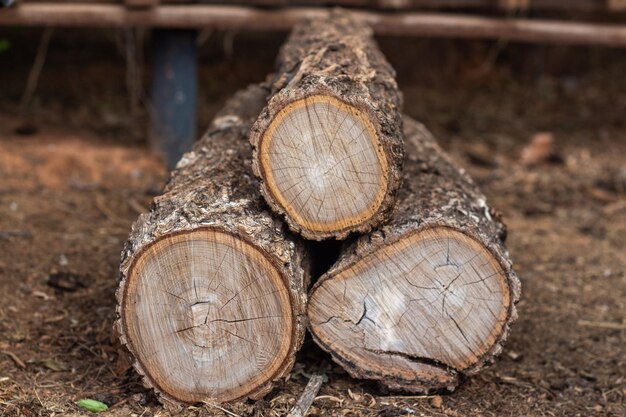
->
[287,375,324,417]
[3,351,26,369]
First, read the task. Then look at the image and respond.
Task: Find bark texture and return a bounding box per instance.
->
[308,116,521,392]
[250,9,404,240]
[116,84,309,407]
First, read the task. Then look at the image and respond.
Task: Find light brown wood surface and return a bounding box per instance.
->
[257,95,389,237]
[308,117,521,392]
[117,85,309,406]
[250,10,404,240]
[123,229,294,403]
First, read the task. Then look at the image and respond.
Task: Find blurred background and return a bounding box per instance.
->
[0,2,625,416]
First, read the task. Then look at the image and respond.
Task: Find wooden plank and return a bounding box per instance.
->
[1,4,626,47]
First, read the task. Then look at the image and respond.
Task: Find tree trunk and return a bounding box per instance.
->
[116,85,309,407]
[307,117,521,392]
[250,10,404,240]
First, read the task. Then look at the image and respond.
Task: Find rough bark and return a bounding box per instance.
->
[308,117,521,392]
[250,9,403,240]
[116,84,309,407]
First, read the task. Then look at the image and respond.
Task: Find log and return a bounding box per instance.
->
[307,117,521,392]
[9,0,609,12]
[249,10,404,240]
[229,0,607,11]
[4,5,626,48]
[116,84,308,406]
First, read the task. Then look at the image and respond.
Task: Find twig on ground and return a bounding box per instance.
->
[3,351,26,369]
[379,395,434,400]
[578,320,626,330]
[314,395,343,404]
[287,374,324,417]
[204,403,240,417]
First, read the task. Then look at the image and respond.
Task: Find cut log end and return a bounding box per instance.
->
[256,95,389,239]
[120,228,295,404]
[308,226,512,391]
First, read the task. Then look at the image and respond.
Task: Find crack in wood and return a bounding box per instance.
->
[363,347,458,375]
[355,300,376,326]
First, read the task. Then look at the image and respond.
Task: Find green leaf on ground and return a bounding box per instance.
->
[76,399,108,413]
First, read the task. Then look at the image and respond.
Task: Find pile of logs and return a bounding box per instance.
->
[116,9,520,407]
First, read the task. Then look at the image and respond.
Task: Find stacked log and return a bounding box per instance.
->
[116,9,519,407]
[249,9,404,240]
[116,85,309,406]
[307,117,521,392]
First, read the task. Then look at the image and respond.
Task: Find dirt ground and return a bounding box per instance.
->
[0,29,625,416]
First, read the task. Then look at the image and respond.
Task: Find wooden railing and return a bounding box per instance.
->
[2,2,626,47]
[6,0,626,12]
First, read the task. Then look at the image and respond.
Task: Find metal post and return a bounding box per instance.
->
[150,29,197,170]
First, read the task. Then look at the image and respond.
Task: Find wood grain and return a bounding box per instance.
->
[250,10,404,240]
[307,117,521,392]
[124,229,293,403]
[117,85,309,406]
[258,95,388,235]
